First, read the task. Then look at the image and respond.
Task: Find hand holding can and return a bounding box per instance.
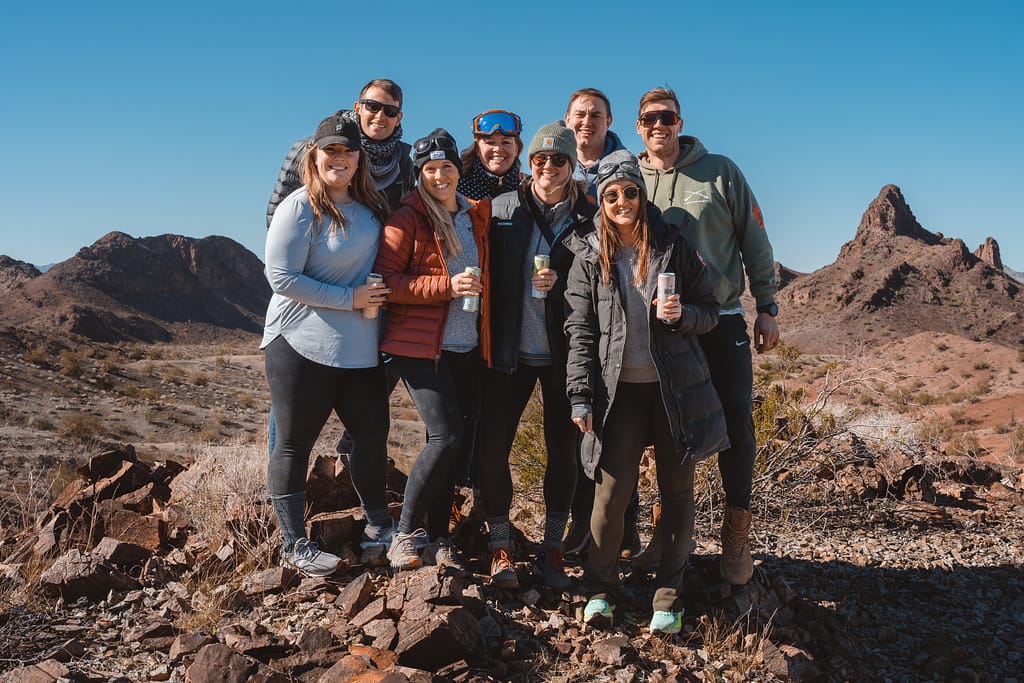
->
[462,266,482,312]
[363,273,384,319]
[531,254,551,299]
[656,272,676,320]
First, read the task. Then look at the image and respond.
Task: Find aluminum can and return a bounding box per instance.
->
[656,272,676,320]
[462,266,482,312]
[363,273,384,319]
[531,254,551,299]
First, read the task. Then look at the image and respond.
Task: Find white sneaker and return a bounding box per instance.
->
[280,538,341,577]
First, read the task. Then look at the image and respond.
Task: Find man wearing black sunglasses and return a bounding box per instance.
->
[266,78,414,226]
[633,86,779,587]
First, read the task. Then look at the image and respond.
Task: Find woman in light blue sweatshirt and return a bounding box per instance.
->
[261,114,392,577]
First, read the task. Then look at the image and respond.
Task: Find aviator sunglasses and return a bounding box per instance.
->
[530,153,569,168]
[601,186,641,203]
[473,109,522,137]
[358,99,401,118]
[638,110,681,127]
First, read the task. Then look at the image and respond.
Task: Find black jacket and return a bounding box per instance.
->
[265,137,414,227]
[563,204,729,478]
[488,183,596,376]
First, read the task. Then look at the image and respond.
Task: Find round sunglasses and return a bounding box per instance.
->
[601,186,642,203]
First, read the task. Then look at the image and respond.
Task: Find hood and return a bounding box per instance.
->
[673,135,707,169]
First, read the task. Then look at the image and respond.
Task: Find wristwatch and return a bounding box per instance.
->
[756,302,779,317]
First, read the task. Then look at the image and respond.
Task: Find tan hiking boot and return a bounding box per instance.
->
[720,506,753,585]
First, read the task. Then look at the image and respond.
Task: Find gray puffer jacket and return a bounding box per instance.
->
[563,205,729,478]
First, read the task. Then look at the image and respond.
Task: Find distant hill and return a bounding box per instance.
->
[776,185,1022,354]
[0,232,270,343]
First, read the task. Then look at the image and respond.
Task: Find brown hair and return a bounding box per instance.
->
[637,87,680,117]
[301,146,390,235]
[359,78,403,108]
[458,134,524,176]
[565,87,612,119]
[597,182,651,287]
[417,167,464,258]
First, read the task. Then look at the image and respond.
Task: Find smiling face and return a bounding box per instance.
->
[565,95,611,152]
[421,159,460,209]
[636,99,683,159]
[355,85,403,141]
[314,144,359,196]
[601,179,642,232]
[476,133,519,175]
[530,153,571,202]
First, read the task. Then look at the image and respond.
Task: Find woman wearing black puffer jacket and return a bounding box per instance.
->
[563,150,728,635]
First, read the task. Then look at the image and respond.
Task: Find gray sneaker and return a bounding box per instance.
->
[280,538,341,577]
[360,525,395,549]
[425,538,466,576]
[388,529,425,571]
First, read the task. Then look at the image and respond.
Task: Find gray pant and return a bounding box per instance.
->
[585,381,695,612]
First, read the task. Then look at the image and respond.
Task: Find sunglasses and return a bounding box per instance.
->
[414,134,458,154]
[596,158,641,183]
[638,110,681,127]
[358,99,401,119]
[601,186,642,203]
[473,109,522,137]
[530,153,569,168]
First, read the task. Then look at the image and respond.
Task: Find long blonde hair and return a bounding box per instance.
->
[301,145,389,235]
[598,183,651,286]
[418,172,464,258]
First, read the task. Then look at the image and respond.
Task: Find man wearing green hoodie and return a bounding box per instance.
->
[633,86,779,585]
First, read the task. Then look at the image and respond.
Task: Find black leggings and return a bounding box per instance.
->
[393,349,481,539]
[264,336,389,514]
[477,364,578,519]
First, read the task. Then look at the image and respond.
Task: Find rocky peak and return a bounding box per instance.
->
[853,184,940,245]
[0,255,41,296]
[973,237,1003,271]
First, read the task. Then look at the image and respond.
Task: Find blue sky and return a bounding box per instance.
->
[2,1,1022,274]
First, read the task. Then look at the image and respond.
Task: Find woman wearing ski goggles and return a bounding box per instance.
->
[457,109,525,201]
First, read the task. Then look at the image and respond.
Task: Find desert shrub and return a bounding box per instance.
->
[28,416,55,431]
[973,361,991,370]
[58,412,103,441]
[160,365,186,384]
[191,425,224,443]
[58,350,83,378]
[935,342,949,352]
[509,389,547,508]
[23,347,50,366]
[120,381,140,398]
[139,387,161,402]
[946,433,983,457]
[189,370,210,386]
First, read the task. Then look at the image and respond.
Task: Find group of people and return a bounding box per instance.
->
[259,78,780,635]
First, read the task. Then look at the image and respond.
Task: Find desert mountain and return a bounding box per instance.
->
[0,255,41,296]
[0,232,270,343]
[777,185,1022,354]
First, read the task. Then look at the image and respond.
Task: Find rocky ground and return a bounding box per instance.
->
[1,333,1023,682]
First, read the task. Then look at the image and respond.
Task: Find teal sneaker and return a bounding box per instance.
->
[583,598,614,628]
[649,610,683,634]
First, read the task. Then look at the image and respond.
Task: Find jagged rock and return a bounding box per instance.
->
[350,643,400,671]
[305,455,361,517]
[974,237,1004,270]
[77,445,138,481]
[335,572,374,618]
[42,638,87,662]
[241,567,299,596]
[835,464,886,500]
[894,501,952,527]
[591,634,636,667]
[94,501,165,550]
[362,618,399,651]
[123,616,176,644]
[184,643,288,683]
[351,597,391,629]
[309,507,364,553]
[394,605,480,670]
[762,641,820,681]
[169,633,217,662]
[38,548,141,602]
[1,658,70,683]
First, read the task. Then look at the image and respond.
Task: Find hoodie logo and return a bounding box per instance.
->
[753,205,766,229]
[682,189,711,206]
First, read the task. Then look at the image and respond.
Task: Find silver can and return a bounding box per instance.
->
[531,254,551,299]
[363,273,384,319]
[462,266,482,312]
[656,272,676,320]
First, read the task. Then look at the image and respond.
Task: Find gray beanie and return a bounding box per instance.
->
[527,121,577,167]
[595,149,645,200]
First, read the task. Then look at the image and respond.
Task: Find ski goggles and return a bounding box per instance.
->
[472,110,522,137]
[596,158,641,183]
[414,134,458,154]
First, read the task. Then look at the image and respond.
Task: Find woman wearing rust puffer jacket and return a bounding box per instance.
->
[374,128,491,574]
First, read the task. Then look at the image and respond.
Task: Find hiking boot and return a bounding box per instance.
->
[280,538,341,577]
[583,598,614,628]
[489,543,519,589]
[425,538,466,576]
[720,506,753,585]
[534,544,571,591]
[359,524,394,549]
[563,519,591,556]
[448,499,464,536]
[649,610,683,635]
[388,529,425,571]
